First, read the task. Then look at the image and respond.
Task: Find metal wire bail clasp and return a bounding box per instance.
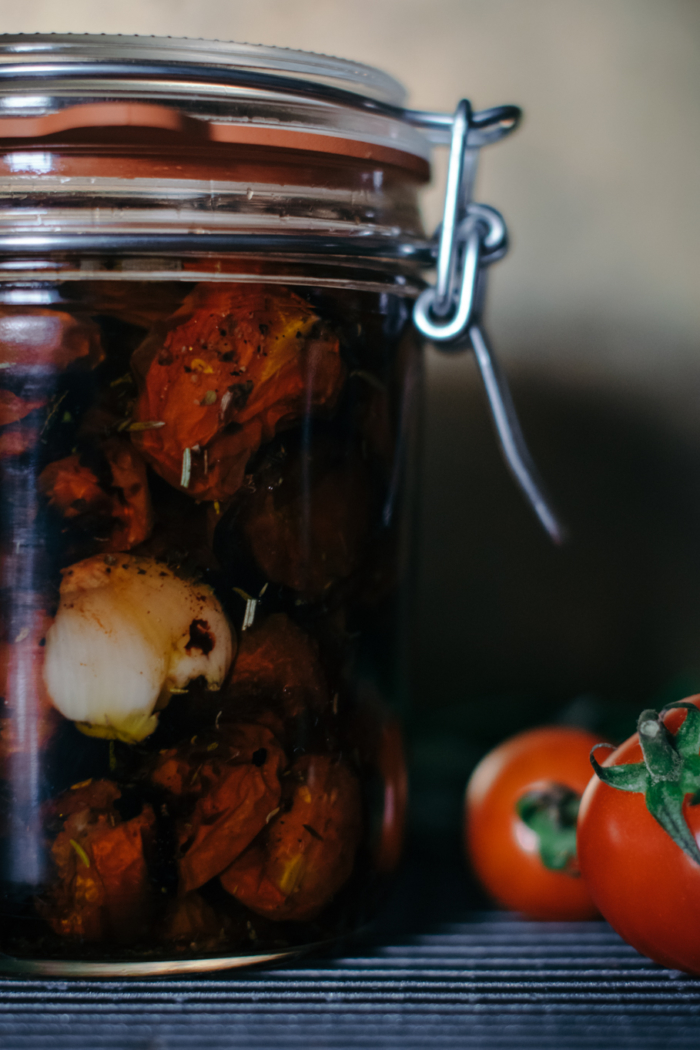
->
[413,100,565,544]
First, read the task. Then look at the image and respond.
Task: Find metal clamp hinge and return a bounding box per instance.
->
[413,99,565,544]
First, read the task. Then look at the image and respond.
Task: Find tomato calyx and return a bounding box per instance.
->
[516,783,581,874]
[591,702,700,865]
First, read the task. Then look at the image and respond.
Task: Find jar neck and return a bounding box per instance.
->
[0,140,431,288]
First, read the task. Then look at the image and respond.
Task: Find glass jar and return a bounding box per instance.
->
[0,34,555,975]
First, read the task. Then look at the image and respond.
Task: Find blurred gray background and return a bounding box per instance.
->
[3,0,700,736]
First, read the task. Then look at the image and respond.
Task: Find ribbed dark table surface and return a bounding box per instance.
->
[1,914,699,1050]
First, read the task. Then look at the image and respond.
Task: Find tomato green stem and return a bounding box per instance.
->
[516,784,581,874]
[591,703,700,866]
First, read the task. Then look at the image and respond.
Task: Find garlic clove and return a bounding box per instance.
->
[43,555,235,743]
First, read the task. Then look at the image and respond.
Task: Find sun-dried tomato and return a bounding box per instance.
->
[40,457,106,516]
[238,439,371,598]
[226,613,329,724]
[102,439,154,548]
[39,437,153,551]
[130,284,345,501]
[0,423,40,459]
[45,780,121,822]
[131,484,220,573]
[0,309,101,460]
[220,754,362,921]
[0,309,103,377]
[151,723,273,801]
[0,388,47,427]
[159,891,236,952]
[151,723,286,894]
[39,779,155,944]
[80,281,187,329]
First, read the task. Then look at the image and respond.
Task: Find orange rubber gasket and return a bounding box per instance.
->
[0,101,430,179]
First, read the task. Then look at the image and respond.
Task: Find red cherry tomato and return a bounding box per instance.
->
[465,726,602,920]
[578,695,700,973]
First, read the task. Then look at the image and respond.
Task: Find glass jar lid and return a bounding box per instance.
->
[0,34,436,165]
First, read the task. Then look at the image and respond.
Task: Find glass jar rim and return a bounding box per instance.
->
[0,33,435,163]
[0,34,407,105]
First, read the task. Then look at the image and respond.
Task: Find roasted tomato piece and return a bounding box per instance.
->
[80,281,187,329]
[39,779,155,944]
[40,457,105,516]
[100,439,153,549]
[0,422,40,459]
[0,310,102,461]
[159,891,238,953]
[130,284,345,501]
[152,723,286,894]
[134,484,220,572]
[0,309,103,377]
[151,723,280,802]
[238,439,371,598]
[39,437,153,552]
[220,754,362,921]
[226,613,329,723]
[48,779,122,817]
[0,609,61,777]
[178,755,284,894]
[0,388,47,427]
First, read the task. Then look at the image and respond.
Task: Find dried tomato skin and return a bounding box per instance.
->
[0,309,103,377]
[151,723,281,802]
[151,723,286,894]
[0,309,103,462]
[100,438,153,550]
[177,761,281,895]
[237,438,371,599]
[159,891,242,953]
[131,284,345,501]
[39,437,153,552]
[220,754,362,921]
[39,779,155,945]
[225,613,329,723]
[0,388,47,427]
[39,456,106,518]
[0,422,40,459]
